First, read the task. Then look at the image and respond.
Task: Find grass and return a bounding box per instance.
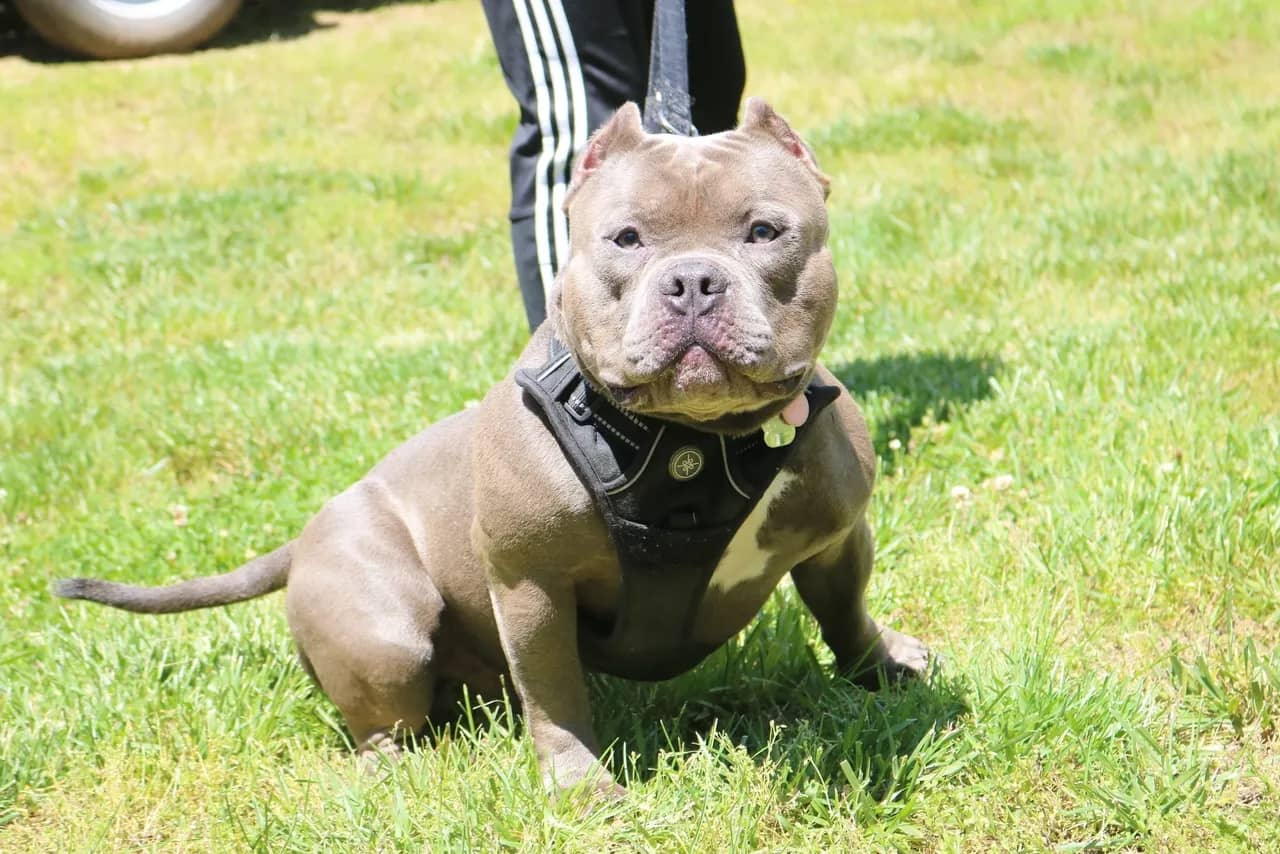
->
[2,0,1278,849]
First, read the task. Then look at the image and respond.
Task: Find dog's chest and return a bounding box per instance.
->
[706,471,796,593]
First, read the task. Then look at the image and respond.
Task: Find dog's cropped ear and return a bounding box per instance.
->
[741,97,830,199]
[565,102,646,208]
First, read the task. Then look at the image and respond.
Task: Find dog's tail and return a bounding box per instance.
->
[54,542,293,614]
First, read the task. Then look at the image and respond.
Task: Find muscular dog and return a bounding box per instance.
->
[57,99,929,796]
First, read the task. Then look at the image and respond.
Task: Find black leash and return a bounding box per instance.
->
[643,0,696,135]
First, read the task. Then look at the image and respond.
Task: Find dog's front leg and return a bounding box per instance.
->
[791,518,930,687]
[485,565,622,798]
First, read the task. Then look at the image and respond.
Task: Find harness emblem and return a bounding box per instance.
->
[668,446,705,481]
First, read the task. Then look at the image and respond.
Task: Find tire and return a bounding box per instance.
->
[13,0,242,60]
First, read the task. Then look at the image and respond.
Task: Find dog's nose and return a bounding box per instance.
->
[658,260,730,314]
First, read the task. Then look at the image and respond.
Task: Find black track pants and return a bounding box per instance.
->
[482,0,745,330]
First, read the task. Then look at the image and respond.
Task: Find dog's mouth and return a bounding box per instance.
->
[670,344,728,390]
[604,346,810,428]
[609,363,807,401]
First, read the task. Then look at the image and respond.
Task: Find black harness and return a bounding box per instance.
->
[515,342,839,680]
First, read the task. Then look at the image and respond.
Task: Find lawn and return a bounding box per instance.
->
[2,0,1278,849]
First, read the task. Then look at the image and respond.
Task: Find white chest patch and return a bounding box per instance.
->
[707,471,797,593]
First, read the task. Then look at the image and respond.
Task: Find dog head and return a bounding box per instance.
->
[552,98,835,434]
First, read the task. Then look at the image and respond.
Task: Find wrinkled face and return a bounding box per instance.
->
[552,100,837,434]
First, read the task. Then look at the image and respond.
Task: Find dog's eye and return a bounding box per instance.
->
[612,228,643,249]
[747,222,780,243]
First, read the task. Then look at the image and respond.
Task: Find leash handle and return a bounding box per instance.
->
[644,0,696,135]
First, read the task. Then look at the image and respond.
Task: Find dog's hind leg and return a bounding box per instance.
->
[292,600,441,764]
[304,628,441,766]
[284,507,447,765]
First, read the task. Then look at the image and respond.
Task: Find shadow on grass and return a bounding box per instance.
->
[831,350,1001,470]
[404,620,968,800]
[366,591,967,800]
[0,0,430,62]
[210,0,433,50]
[588,598,970,794]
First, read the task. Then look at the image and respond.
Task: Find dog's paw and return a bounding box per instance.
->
[544,756,626,807]
[878,625,930,680]
[356,731,407,775]
[587,775,628,802]
[842,623,931,689]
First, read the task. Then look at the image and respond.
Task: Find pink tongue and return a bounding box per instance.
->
[781,394,809,427]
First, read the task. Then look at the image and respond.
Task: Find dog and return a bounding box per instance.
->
[57,99,929,797]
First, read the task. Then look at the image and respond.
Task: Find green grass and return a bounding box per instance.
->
[2,0,1278,849]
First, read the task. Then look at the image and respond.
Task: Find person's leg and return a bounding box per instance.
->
[482,0,555,329]
[563,0,652,130]
[509,216,546,330]
[686,0,745,134]
[484,1,652,331]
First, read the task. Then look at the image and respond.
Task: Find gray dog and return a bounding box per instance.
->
[58,99,929,797]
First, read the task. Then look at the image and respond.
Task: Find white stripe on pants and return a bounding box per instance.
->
[512,0,588,299]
